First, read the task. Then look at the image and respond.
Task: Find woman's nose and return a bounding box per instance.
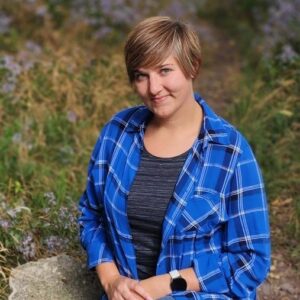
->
[148,74,162,95]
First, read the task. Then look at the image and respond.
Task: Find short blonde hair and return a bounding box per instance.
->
[124,16,202,82]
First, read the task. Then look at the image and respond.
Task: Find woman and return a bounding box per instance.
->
[78,16,271,300]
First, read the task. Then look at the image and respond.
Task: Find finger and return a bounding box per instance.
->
[132,283,153,300]
[121,289,141,300]
[116,279,138,300]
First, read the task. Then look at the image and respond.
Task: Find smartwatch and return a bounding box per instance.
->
[169,269,187,291]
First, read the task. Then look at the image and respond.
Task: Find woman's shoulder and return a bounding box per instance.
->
[221,118,257,161]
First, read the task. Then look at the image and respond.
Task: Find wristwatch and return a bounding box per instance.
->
[169,269,187,291]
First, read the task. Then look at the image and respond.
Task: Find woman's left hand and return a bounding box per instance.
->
[105,274,153,300]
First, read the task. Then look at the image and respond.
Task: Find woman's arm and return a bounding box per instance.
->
[78,125,116,269]
[140,268,200,299]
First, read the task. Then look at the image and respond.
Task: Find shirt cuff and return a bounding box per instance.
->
[86,240,114,270]
[192,252,229,294]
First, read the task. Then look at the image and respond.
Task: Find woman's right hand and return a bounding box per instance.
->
[104,274,153,300]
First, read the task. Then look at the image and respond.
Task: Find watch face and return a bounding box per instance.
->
[171,277,187,291]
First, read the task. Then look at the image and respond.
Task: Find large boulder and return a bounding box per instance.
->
[9,254,102,300]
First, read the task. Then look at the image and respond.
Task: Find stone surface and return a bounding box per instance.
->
[9,254,102,300]
[9,253,300,299]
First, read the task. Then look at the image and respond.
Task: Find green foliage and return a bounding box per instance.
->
[228,60,300,261]
[0,1,139,296]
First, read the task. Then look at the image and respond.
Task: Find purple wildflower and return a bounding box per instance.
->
[35,5,48,17]
[262,0,300,60]
[67,110,78,123]
[1,55,22,76]
[112,7,135,25]
[279,44,299,63]
[44,235,68,253]
[161,0,186,18]
[25,41,42,55]
[0,12,11,34]
[0,219,11,230]
[19,42,42,71]
[58,206,77,230]
[17,234,36,259]
[0,55,20,93]
[12,132,22,144]
[101,0,113,14]
[1,82,16,94]
[44,192,57,206]
[94,26,113,39]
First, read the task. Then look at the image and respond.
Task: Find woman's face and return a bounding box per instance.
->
[132,55,194,121]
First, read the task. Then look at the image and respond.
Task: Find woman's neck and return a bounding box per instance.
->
[150,98,203,134]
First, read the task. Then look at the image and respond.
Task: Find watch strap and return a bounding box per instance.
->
[169,269,181,279]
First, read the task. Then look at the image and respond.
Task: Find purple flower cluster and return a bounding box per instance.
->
[0,219,11,231]
[70,0,201,39]
[57,206,77,231]
[279,44,299,63]
[71,0,153,36]
[44,235,68,253]
[160,0,200,19]
[11,130,33,150]
[0,194,12,231]
[0,55,21,94]
[44,191,57,206]
[17,233,36,260]
[0,41,42,94]
[262,0,300,62]
[0,12,12,34]
[42,192,77,233]
[67,110,78,123]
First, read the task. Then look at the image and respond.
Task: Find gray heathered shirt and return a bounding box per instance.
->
[127,147,188,279]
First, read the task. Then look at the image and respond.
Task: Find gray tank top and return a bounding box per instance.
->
[127,147,188,279]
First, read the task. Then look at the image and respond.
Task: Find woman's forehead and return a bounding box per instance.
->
[136,54,178,71]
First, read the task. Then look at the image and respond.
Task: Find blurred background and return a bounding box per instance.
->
[0,0,299,298]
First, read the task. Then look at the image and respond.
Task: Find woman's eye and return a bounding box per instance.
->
[161,68,171,75]
[134,72,147,81]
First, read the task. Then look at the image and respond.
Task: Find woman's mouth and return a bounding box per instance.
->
[151,95,168,103]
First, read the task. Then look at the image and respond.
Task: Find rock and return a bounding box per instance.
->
[258,281,273,298]
[280,282,296,294]
[9,254,102,300]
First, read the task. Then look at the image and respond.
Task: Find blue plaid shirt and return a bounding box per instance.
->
[78,94,271,299]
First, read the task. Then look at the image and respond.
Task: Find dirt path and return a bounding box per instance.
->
[193,20,241,116]
[195,20,300,299]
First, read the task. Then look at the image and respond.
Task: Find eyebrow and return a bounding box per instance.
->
[135,63,174,72]
[159,63,174,68]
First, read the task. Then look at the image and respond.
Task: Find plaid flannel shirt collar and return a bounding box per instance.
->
[122,93,231,147]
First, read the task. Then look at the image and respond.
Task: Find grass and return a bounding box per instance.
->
[0,2,138,298]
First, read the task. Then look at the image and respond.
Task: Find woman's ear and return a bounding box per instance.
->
[192,59,201,79]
